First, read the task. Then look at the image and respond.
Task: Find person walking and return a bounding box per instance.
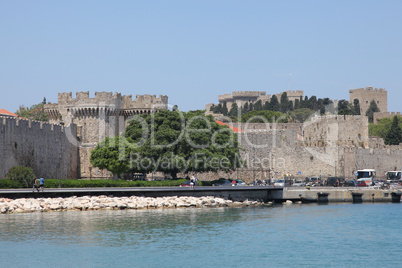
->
[39,177,45,192]
[32,178,39,192]
[190,176,195,190]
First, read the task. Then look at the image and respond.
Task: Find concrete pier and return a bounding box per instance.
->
[1,186,401,204]
[278,187,402,203]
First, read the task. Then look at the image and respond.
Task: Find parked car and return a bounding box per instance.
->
[212,179,232,186]
[274,179,290,187]
[327,177,345,187]
[233,180,246,186]
[306,177,320,186]
[292,180,306,187]
[343,180,357,187]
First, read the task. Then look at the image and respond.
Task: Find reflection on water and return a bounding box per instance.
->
[0,207,244,247]
[1,204,402,267]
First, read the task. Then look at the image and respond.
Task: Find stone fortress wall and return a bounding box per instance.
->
[44,91,168,179]
[2,87,401,182]
[373,112,402,122]
[198,87,401,183]
[0,116,79,180]
[212,115,401,183]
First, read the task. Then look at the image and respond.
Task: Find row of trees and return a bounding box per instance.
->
[210,92,363,123]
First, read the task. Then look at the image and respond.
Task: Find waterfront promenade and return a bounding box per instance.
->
[0,186,280,202]
[1,186,401,203]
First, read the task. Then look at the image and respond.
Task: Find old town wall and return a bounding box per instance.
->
[0,116,79,179]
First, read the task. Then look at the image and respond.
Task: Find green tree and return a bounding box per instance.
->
[254,100,263,111]
[384,116,402,145]
[279,92,289,113]
[308,96,318,110]
[248,102,254,112]
[243,102,249,113]
[353,99,361,115]
[270,95,280,111]
[222,101,229,116]
[294,98,300,110]
[4,166,36,187]
[293,108,316,123]
[366,100,380,123]
[263,101,271,111]
[228,102,239,117]
[90,136,133,178]
[91,110,241,179]
[15,99,49,121]
[337,99,353,115]
[368,116,402,138]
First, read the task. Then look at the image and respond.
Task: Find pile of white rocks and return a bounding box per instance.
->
[0,195,265,214]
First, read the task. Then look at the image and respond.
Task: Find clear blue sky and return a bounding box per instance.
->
[1,1,401,113]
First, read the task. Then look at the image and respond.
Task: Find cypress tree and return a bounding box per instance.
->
[254,100,263,111]
[270,95,280,111]
[365,100,380,123]
[353,99,361,115]
[384,116,402,145]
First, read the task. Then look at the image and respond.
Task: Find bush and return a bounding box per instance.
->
[39,179,188,188]
[4,166,36,188]
[0,179,24,189]
[0,177,199,189]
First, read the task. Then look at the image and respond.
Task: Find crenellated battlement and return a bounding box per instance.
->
[1,115,72,132]
[218,91,266,101]
[231,91,266,97]
[54,91,168,109]
[45,91,168,120]
[373,111,402,122]
[218,93,234,101]
[349,86,386,93]
[308,114,368,122]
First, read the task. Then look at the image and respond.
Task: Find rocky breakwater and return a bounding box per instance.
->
[0,195,264,214]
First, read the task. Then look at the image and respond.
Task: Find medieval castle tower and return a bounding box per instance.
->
[349,86,387,115]
[44,91,168,179]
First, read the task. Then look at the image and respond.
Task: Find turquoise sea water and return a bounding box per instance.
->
[1,203,402,268]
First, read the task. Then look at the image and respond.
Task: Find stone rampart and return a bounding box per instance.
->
[303,115,369,147]
[231,123,303,133]
[0,116,79,180]
[231,91,266,97]
[373,112,402,122]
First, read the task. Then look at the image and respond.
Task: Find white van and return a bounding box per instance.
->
[356,169,376,187]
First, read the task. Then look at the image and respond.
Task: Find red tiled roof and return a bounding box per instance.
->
[0,109,18,117]
[216,120,243,133]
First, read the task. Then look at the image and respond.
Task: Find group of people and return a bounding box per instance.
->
[32,177,45,192]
